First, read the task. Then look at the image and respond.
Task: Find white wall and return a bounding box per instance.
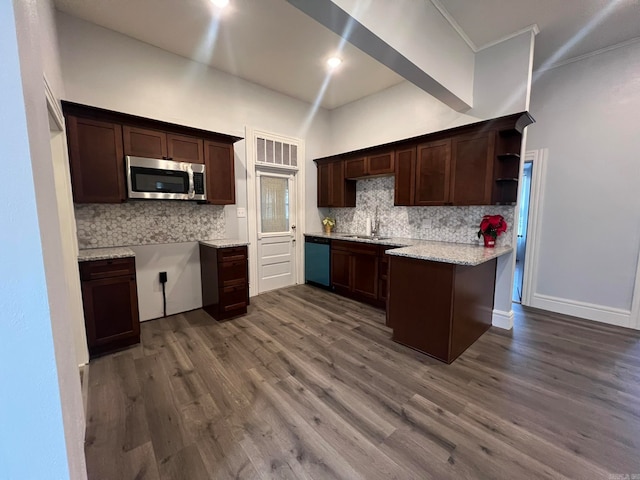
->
[329,81,479,154]
[131,243,203,321]
[331,0,475,106]
[3,0,86,478]
[527,41,640,328]
[470,30,535,119]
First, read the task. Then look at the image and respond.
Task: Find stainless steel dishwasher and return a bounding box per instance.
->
[304,236,331,288]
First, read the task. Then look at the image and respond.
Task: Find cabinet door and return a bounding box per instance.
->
[204,141,236,204]
[415,139,451,206]
[81,275,140,355]
[345,157,367,179]
[352,251,378,300]
[123,125,167,158]
[317,162,330,207]
[450,133,495,205]
[368,151,395,175]
[329,161,346,207]
[394,147,416,206]
[378,252,389,303]
[330,248,351,290]
[167,133,204,163]
[66,115,126,203]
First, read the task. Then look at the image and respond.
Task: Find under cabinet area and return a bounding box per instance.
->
[62,101,240,205]
[79,257,140,357]
[200,244,249,320]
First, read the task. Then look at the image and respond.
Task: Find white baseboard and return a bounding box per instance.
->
[531,293,633,329]
[492,309,514,330]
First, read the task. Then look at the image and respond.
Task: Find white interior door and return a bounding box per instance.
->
[256,170,297,293]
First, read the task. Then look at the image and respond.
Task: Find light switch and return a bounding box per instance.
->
[237,207,247,218]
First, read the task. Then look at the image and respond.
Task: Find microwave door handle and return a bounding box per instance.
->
[188,171,195,199]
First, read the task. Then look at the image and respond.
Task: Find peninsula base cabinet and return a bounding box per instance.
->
[200,245,249,320]
[79,257,140,357]
[387,256,497,364]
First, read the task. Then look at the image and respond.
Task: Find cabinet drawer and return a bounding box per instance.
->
[217,246,247,262]
[218,260,247,285]
[332,240,378,256]
[80,257,135,281]
[219,285,248,311]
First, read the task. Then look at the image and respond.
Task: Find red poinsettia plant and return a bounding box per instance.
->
[477,214,508,239]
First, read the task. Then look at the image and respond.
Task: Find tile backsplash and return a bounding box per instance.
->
[329,177,515,247]
[75,201,225,248]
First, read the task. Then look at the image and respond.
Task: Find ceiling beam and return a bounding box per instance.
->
[287,0,471,112]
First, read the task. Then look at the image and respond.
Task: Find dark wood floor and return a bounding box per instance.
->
[84,285,640,479]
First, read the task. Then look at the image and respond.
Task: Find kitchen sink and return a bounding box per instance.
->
[342,234,390,241]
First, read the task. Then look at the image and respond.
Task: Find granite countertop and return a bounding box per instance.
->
[304,232,512,266]
[199,239,250,249]
[78,246,136,262]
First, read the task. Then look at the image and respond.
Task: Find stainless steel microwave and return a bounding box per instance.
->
[126,156,206,201]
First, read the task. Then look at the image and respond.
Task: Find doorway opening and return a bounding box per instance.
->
[246,129,305,296]
[513,161,533,303]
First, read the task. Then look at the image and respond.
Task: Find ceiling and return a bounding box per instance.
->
[55,0,640,110]
[438,0,640,69]
[53,0,404,110]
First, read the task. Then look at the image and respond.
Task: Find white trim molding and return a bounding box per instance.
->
[44,74,64,130]
[521,149,548,307]
[531,293,633,329]
[429,0,478,52]
[534,36,640,74]
[492,309,514,330]
[245,127,305,297]
[630,244,640,330]
[476,25,540,52]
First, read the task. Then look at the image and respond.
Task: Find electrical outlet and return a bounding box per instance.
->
[237,207,246,218]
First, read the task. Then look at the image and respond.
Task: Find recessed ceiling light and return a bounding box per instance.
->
[210,0,229,8]
[326,56,343,69]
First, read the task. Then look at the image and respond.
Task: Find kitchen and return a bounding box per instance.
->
[3,0,640,479]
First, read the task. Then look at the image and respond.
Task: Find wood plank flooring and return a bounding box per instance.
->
[84,285,640,479]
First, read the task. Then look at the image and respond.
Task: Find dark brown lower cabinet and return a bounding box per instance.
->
[330,240,389,308]
[387,255,497,363]
[79,257,140,357]
[200,245,249,320]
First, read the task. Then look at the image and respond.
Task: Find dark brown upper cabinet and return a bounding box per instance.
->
[204,141,235,205]
[394,147,416,206]
[449,132,495,206]
[66,115,126,203]
[317,111,534,208]
[316,159,356,208]
[167,133,204,164]
[62,101,241,204]
[344,150,395,179]
[414,139,451,206]
[123,126,204,164]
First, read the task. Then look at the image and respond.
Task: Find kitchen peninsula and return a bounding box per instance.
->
[305,233,511,363]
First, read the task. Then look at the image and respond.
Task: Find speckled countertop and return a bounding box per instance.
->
[199,239,250,249]
[78,246,136,262]
[305,232,512,266]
